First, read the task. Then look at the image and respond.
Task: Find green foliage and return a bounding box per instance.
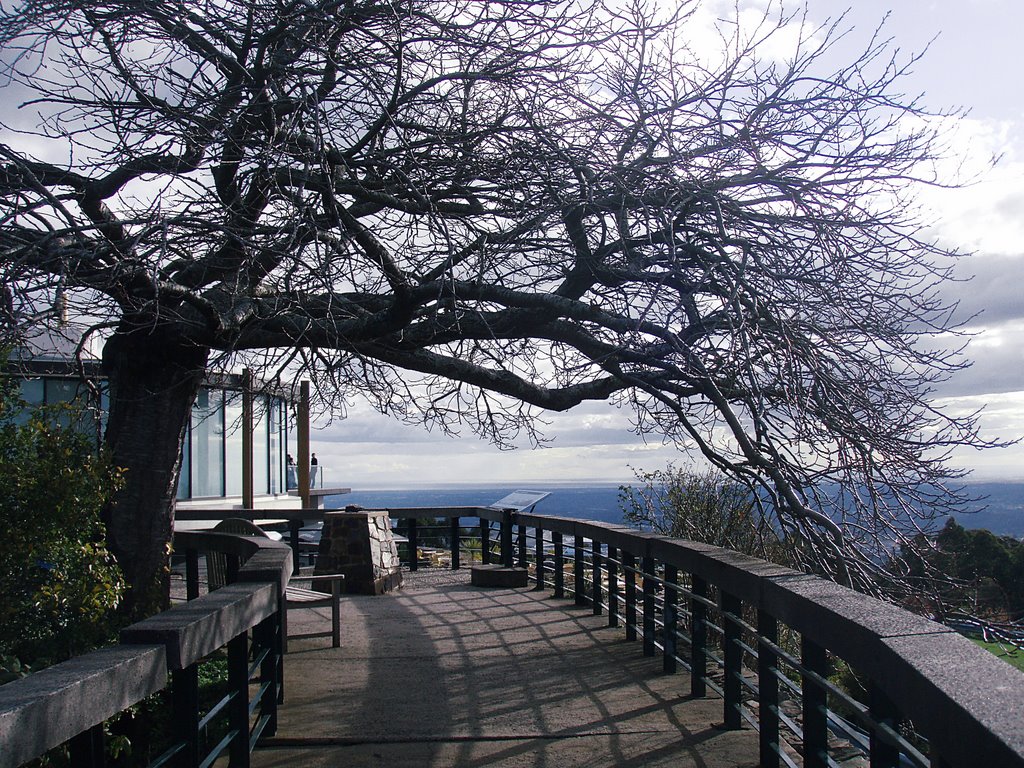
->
[0,366,126,666]
[619,465,789,563]
[909,518,1024,617]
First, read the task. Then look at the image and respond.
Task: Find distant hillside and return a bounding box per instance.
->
[953,482,1024,538]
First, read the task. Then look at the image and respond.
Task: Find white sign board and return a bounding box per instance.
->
[488,490,551,511]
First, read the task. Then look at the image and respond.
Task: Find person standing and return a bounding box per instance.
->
[310,452,319,486]
[286,454,297,490]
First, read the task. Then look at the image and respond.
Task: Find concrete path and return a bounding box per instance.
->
[254,569,760,767]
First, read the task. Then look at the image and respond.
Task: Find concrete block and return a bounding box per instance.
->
[471,564,529,588]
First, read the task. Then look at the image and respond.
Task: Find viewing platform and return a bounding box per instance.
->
[4,509,1024,768]
[257,568,758,767]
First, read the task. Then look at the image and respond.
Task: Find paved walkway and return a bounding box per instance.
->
[254,569,760,768]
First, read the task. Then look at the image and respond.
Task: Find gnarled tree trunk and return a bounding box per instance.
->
[102,327,208,618]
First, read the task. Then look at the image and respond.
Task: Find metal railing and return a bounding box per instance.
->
[163,504,1024,767]
[384,507,1024,768]
[0,532,291,768]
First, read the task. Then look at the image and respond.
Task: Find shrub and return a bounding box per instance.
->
[0,367,125,667]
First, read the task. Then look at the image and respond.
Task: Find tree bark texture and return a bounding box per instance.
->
[102,327,208,618]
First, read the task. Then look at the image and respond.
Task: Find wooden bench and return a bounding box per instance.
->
[207,519,344,650]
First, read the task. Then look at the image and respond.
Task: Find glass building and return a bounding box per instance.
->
[11,330,299,510]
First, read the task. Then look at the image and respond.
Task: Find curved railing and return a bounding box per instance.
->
[147,504,1024,766]
[0,531,292,768]
[383,506,1024,768]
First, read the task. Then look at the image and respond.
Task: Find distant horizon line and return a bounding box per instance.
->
[332,476,1024,494]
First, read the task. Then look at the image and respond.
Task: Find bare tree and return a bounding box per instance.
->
[0,0,997,614]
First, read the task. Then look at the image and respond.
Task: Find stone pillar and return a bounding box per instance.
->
[313,509,403,594]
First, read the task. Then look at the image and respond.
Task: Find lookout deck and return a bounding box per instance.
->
[253,568,760,767]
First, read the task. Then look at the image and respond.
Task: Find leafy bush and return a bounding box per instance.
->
[619,464,790,563]
[0,368,125,667]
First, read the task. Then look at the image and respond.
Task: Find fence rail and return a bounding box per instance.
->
[0,532,292,768]
[107,505,1024,768]
[379,506,1024,768]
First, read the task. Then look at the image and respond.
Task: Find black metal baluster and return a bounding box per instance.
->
[553,532,564,598]
[228,631,250,767]
[607,546,619,628]
[691,575,708,697]
[623,551,637,641]
[171,665,200,768]
[186,549,199,600]
[592,539,602,615]
[574,535,586,605]
[870,683,901,768]
[663,565,678,673]
[501,511,514,567]
[758,611,780,768]
[722,591,743,730]
[534,525,545,589]
[408,518,418,571]
[642,556,656,657]
[68,724,104,768]
[480,517,490,565]
[450,516,460,570]
[802,636,829,768]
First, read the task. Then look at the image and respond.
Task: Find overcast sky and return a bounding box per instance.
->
[312,0,1024,489]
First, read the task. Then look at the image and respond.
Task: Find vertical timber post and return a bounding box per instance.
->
[242,368,254,511]
[297,380,310,510]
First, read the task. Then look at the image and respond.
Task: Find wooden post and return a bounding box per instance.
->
[297,381,310,509]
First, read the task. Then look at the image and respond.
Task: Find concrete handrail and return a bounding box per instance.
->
[0,532,292,768]
[513,513,1024,768]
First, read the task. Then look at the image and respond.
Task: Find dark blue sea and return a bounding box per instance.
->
[325,480,1024,538]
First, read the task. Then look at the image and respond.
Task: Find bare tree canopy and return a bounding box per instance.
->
[0,0,997,610]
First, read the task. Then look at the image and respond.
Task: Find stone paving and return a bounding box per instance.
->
[252,568,761,767]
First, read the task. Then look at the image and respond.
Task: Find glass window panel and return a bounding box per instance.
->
[253,395,269,495]
[269,398,282,494]
[20,378,44,405]
[191,388,224,497]
[224,392,244,497]
[177,421,191,500]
